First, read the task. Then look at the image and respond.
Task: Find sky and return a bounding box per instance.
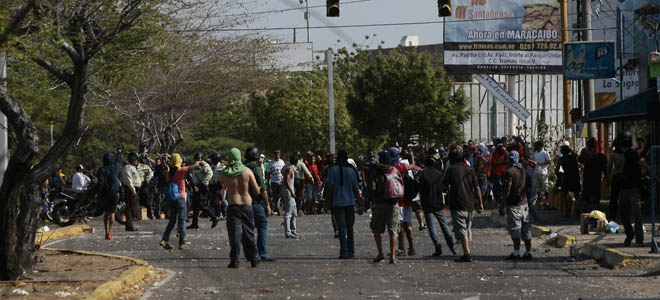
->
[240,0,445,51]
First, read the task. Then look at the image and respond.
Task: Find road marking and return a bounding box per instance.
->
[140,268,176,300]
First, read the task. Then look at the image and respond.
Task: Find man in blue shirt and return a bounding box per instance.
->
[325,149,363,259]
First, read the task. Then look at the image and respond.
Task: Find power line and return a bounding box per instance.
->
[217,0,371,18]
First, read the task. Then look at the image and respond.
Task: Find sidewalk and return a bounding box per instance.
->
[490,208,660,268]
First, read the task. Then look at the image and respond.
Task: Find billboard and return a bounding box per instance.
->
[443,0,563,74]
[564,42,616,80]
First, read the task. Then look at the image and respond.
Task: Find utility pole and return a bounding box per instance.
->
[560,0,572,142]
[305,0,310,42]
[616,7,625,102]
[582,0,597,138]
[326,49,335,154]
[0,53,8,186]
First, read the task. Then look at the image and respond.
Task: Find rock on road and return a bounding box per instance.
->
[48,211,660,300]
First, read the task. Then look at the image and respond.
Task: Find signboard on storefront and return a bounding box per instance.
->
[564,42,616,80]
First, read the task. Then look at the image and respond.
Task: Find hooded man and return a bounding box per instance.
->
[220,148,261,268]
[160,153,201,250]
[500,150,532,260]
[96,150,123,240]
[578,137,606,213]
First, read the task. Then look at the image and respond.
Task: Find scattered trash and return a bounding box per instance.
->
[12,289,29,296]
[545,232,557,240]
[367,296,378,299]
[54,291,72,297]
[589,210,607,222]
[182,287,193,292]
[606,221,619,234]
[544,248,551,253]
[499,270,504,275]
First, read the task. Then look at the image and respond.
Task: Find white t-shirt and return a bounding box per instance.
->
[72,172,91,190]
[533,150,552,175]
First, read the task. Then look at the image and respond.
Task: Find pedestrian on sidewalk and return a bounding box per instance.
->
[282,155,300,239]
[121,152,142,232]
[220,148,261,268]
[159,154,201,250]
[501,150,533,260]
[416,156,456,256]
[97,150,123,240]
[578,137,606,213]
[617,132,645,247]
[369,151,401,264]
[325,149,363,259]
[442,150,483,263]
[244,147,276,262]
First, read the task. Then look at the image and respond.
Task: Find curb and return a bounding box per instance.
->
[44,248,151,300]
[580,243,636,268]
[489,211,552,238]
[35,224,94,246]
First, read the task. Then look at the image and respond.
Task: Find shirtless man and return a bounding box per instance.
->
[220,148,261,268]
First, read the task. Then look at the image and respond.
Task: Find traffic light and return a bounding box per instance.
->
[327,0,339,17]
[438,0,451,17]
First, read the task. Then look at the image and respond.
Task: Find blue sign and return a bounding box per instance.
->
[564,42,616,80]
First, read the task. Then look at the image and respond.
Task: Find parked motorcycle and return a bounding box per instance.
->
[51,176,103,227]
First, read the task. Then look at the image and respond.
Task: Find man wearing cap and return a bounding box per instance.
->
[72,165,91,191]
[267,150,285,215]
[501,150,532,260]
[442,150,483,263]
[220,148,261,268]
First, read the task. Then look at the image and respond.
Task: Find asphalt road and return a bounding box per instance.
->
[48,210,660,300]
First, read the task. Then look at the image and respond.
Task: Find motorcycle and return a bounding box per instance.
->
[51,176,103,227]
[39,190,55,223]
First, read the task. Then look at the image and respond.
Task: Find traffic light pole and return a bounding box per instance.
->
[326,49,336,154]
[560,0,572,142]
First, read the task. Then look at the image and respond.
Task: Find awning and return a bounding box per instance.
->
[586,89,660,122]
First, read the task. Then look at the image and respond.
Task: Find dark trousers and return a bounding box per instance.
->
[191,185,207,226]
[140,184,154,218]
[253,202,270,259]
[620,188,644,244]
[155,185,166,219]
[270,182,282,213]
[332,206,355,257]
[124,186,139,228]
[207,185,221,221]
[609,177,622,222]
[295,179,305,209]
[581,181,601,213]
[226,205,258,264]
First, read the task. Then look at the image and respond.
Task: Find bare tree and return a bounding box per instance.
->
[0,0,150,280]
[105,2,277,153]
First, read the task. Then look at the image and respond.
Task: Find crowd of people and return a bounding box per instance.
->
[49,130,652,268]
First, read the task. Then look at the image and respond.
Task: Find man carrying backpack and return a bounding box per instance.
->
[369,151,402,264]
[500,150,532,260]
[416,156,456,256]
[442,150,483,263]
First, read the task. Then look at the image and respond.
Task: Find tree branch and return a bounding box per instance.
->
[0,0,37,46]
[33,58,73,85]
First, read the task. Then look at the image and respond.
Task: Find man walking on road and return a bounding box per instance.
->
[97,150,122,240]
[443,150,483,263]
[189,152,214,229]
[369,151,401,264]
[501,150,533,260]
[282,155,300,239]
[325,149,363,259]
[245,146,276,262]
[618,132,645,247]
[267,150,285,215]
[416,156,456,256]
[160,154,201,250]
[220,148,261,268]
[121,152,141,232]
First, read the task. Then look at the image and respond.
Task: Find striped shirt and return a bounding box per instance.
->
[268,159,285,184]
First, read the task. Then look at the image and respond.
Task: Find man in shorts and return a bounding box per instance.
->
[96,150,122,240]
[369,151,401,264]
[500,150,532,260]
[442,150,483,263]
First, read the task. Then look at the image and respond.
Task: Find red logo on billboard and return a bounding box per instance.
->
[455,6,468,19]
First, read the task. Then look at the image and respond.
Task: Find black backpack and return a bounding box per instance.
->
[402,170,419,200]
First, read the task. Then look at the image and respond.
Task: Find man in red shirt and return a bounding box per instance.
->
[304,155,321,214]
[491,143,509,204]
[389,147,417,257]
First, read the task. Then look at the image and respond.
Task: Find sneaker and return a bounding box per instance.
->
[432,247,442,257]
[251,260,259,268]
[408,248,416,256]
[227,262,239,268]
[211,219,219,229]
[454,254,473,263]
[624,237,633,247]
[396,249,406,257]
[179,244,189,250]
[389,257,397,264]
[105,234,113,240]
[419,224,427,231]
[505,253,522,260]
[125,226,138,232]
[373,254,384,263]
[522,252,533,260]
[334,232,339,238]
[159,240,173,250]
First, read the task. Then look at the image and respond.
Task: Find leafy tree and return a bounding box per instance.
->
[0,0,165,280]
[250,72,360,155]
[346,48,470,147]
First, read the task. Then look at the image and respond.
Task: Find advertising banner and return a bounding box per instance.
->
[443,0,563,74]
[564,42,616,80]
[474,74,531,120]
